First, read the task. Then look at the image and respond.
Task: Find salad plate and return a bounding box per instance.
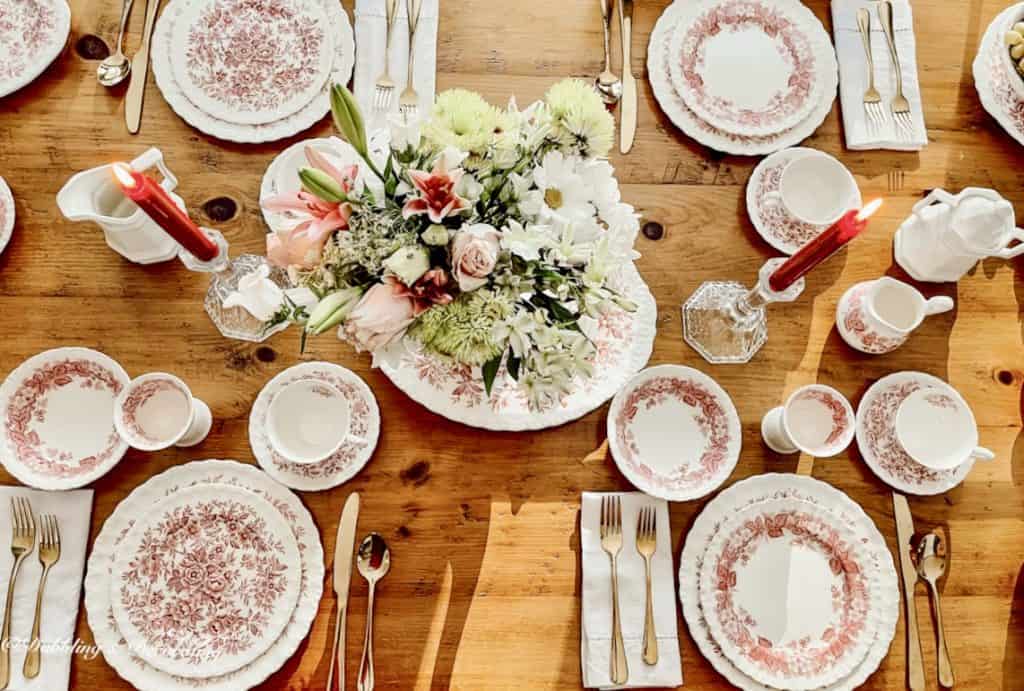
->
[0,176,13,255]
[0,0,71,98]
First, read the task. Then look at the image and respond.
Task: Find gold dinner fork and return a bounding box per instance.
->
[636,505,658,665]
[878,1,914,139]
[599,496,628,685]
[856,8,885,134]
[23,514,59,679]
[373,0,399,112]
[0,498,35,690]
[398,0,424,120]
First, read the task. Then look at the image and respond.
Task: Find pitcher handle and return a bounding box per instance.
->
[129,148,178,192]
[995,227,1024,259]
[971,447,996,462]
[924,296,955,316]
[911,188,956,216]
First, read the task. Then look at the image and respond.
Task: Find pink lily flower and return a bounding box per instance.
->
[402,157,470,223]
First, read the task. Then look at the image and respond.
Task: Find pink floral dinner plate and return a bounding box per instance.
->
[85,460,323,691]
[668,0,828,136]
[974,5,1024,147]
[679,473,899,691]
[110,483,302,678]
[855,372,973,495]
[698,498,876,690]
[0,176,13,256]
[746,148,862,255]
[250,362,380,492]
[0,347,129,490]
[608,364,741,502]
[0,0,71,98]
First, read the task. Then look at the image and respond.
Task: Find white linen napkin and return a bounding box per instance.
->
[0,487,92,691]
[580,492,682,689]
[354,0,439,131]
[832,0,928,150]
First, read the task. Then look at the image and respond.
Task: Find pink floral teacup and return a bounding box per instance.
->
[761,384,855,456]
[114,373,212,451]
[267,380,358,464]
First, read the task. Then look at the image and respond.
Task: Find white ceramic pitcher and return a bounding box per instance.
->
[894,187,1024,282]
[836,277,954,354]
[56,148,183,264]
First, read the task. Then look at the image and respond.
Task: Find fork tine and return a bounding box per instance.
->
[9,499,17,537]
[614,496,621,535]
[51,516,59,549]
[23,499,34,539]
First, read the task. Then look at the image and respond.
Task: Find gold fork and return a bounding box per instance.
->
[599,496,628,685]
[856,8,885,133]
[0,498,35,690]
[373,0,398,112]
[23,514,59,679]
[398,0,424,120]
[636,505,658,665]
[877,1,914,139]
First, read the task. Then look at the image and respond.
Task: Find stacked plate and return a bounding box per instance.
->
[152,0,355,143]
[648,0,838,155]
[680,474,899,691]
[0,0,71,99]
[85,460,324,691]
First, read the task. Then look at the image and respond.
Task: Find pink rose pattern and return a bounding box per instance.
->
[794,389,850,446]
[0,0,58,85]
[183,0,326,113]
[709,508,870,679]
[121,379,187,444]
[116,497,292,666]
[614,375,732,491]
[753,156,826,251]
[680,0,815,130]
[4,358,123,478]
[840,285,906,354]
[923,392,957,411]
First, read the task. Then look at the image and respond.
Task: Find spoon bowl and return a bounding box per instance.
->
[98,55,131,87]
[356,533,390,691]
[596,71,623,106]
[914,531,955,687]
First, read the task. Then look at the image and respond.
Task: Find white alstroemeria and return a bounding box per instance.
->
[492,308,539,358]
[387,113,423,152]
[585,234,638,285]
[456,173,484,203]
[501,219,551,261]
[579,159,621,208]
[437,146,469,171]
[520,100,554,151]
[600,201,642,239]
[532,151,593,222]
[549,217,598,266]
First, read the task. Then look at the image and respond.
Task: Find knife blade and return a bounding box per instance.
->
[125,0,162,133]
[618,0,637,153]
[327,492,360,691]
[892,492,926,691]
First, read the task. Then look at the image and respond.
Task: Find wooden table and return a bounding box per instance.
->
[1,0,1022,688]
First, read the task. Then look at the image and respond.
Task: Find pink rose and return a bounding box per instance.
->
[451,224,501,292]
[342,281,417,353]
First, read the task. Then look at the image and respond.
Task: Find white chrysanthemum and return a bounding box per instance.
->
[501,219,552,261]
[532,151,593,222]
[544,79,615,158]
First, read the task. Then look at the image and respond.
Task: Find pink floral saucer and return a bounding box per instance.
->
[974,5,1024,146]
[608,364,741,501]
[0,0,71,98]
[0,176,13,256]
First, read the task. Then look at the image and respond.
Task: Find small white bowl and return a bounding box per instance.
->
[267,379,352,465]
[762,384,856,457]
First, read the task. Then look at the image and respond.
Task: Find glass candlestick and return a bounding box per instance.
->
[682,258,805,364]
[178,228,292,343]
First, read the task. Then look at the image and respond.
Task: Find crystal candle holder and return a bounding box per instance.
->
[682,258,805,364]
[178,228,291,343]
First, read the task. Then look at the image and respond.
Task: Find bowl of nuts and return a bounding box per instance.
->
[1003,11,1024,97]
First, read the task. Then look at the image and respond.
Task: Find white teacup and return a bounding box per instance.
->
[761,384,856,457]
[763,151,859,226]
[267,380,354,464]
[895,386,995,470]
[114,373,212,451]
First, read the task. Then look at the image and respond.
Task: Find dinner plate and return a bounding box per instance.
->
[0,347,129,490]
[0,0,71,98]
[0,176,13,256]
[608,364,741,501]
[85,460,324,691]
[669,0,826,136]
[249,362,380,492]
[649,0,837,155]
[679,473,899,691]
[974,4,1024,146]
[699,498,876,690]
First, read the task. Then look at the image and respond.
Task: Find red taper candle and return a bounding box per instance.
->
[112,163,219,261]
[768,198,883,293]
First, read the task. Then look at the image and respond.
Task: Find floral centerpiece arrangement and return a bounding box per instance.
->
[262,80,641,410]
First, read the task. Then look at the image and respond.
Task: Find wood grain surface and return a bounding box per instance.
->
[1,0,1022,689]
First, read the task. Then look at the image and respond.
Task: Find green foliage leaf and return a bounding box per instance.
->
[482,354,502,397]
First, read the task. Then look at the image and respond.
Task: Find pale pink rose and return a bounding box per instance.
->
[451,224,501,291]
[342,281,417,353]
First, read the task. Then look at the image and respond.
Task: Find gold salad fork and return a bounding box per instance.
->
[878,1,914,139]
[23,514,59,679]
[0,498,35,690]
[636,505,658,665]
[599,496,628,685]
[856,8,885,133]
[398,0,424,120]
[373,0,398,112]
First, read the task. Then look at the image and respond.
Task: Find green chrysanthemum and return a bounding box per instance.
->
[410,289,513,365]
[544,79,614,158]
[422,89,501,156]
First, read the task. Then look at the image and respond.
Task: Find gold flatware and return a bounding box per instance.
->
[356,533,391,691]
[0,498,35,690]
[97,0,135,87]
[398,0,424,120]
[877,1,914,139]
[636,505,658,666]
[374,0,398,112]
[888,168,905,192]
[892,492,926,691]
[599,496,628,685]
[915,531,954,688]
[23,514,59,680]
[618,0,637,153]
[856,8,885,133]
[125,0,162,133]
[327,493,360,691]
[596,0,622,106]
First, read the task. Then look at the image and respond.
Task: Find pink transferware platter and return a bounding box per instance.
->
[85,460,324,691]
[0,175,12,256]
[0,347,130,490]
[607,364,741,502]
[0,0,71,99]
[974,4,1024,147]
[680,474,899,691]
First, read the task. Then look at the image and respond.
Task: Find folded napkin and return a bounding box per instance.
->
[354,0,439,131]
[0,487,92,691]
[580,492,682,689]
[832,0,928,150]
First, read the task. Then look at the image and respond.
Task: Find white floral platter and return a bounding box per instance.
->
[974,4,1024,147]
[648,0,837,155]
[0,176,13,256]
[0,0,71,98]
[679,473,899,691]
[378,261,657,431]
[85,460,324,691]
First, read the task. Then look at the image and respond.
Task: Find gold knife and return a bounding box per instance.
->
[327,492,360,691]
[125,0,162,134]
[618,0,637,154]
[892,492,926,691]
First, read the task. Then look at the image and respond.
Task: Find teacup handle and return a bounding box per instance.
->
[924,296,955,316]
[995,227,1024,259]
[970,447,996,462]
